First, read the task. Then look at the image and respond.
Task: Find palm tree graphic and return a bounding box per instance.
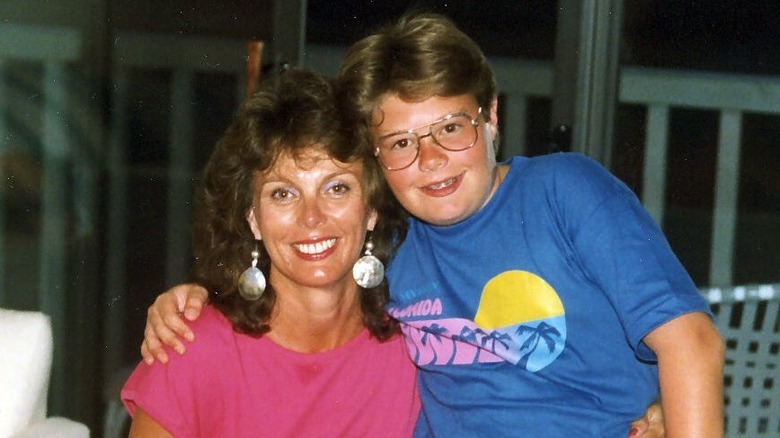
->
[482,330,512,354]
[456,326,512,363]
[449,326,485,364]
[514,322,561,370]
[419,323,449,364]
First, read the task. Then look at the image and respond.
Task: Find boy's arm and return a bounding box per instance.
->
[141,283,209,364]
[644,312,725,438]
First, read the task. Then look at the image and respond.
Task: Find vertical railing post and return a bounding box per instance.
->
[709,110,742,286]
[641,104,670,225]
[500,96,528,159]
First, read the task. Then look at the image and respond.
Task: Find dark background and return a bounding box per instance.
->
[306,0,780,75]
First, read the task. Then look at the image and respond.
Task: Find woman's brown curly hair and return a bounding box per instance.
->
[190,68,401,340]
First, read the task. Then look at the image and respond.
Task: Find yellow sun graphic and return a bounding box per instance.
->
[474,270,564,329]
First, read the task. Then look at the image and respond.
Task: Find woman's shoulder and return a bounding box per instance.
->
[183,306,239,354]
[190,305,231,330]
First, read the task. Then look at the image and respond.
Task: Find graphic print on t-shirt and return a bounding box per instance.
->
[388,270,566,372]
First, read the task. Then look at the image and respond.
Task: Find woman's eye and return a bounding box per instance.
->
[326,181,352,195]
[270,188,293,201]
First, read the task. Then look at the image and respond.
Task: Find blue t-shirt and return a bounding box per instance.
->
[386,153,710,437]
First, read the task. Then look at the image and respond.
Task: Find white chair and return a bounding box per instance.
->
[701,283,780,437]
[0,308,90,438]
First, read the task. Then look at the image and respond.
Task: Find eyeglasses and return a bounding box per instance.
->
[374,108,482,171]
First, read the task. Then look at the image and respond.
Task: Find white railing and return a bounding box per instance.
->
[621,68,780,287]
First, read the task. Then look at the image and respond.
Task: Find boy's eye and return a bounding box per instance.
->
[393,137,414,150]
[437,120,464,137]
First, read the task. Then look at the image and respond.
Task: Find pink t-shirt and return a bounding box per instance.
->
[122,306,420,437]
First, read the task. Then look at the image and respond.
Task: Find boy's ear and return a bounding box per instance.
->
[246,207,262,240]
[488,97,499,140]
[367,210,378,232]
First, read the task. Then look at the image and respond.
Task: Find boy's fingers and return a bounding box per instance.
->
[141,325,170,364]
[141,340,168,365]
[183,296,205,323]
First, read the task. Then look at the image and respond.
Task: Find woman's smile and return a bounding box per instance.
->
[292,237,338,260]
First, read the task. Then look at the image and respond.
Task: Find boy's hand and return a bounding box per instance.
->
[629,401,664,437]
[140,283,208,364]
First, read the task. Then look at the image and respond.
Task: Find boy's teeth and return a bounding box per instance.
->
[428,178,454,190]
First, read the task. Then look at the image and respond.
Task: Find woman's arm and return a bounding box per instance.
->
[644,312,725,438]
[129,408,174,438]
[141,283,209,364]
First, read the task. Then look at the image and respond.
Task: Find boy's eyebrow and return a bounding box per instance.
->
[377,108,472,138]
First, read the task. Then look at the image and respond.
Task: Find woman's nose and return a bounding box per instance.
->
[299,198,326,228]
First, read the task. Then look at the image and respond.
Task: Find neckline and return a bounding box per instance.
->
[259,326,372,359]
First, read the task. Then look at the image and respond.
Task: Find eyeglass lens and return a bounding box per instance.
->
[377,114,478,170]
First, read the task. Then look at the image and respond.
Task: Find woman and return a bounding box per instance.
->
[121,68,419,437]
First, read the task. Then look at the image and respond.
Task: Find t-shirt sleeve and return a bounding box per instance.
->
[555,154,711,361]
[121,307,224,436]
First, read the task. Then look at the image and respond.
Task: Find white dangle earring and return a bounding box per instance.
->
[238,243,266,301]
[352,233,385,289]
